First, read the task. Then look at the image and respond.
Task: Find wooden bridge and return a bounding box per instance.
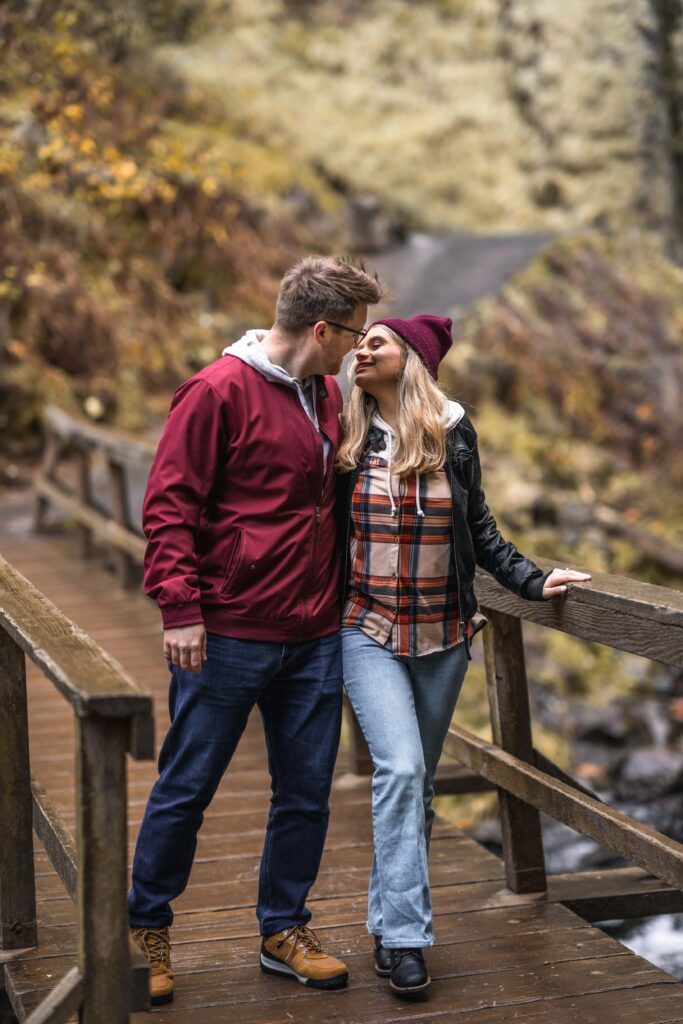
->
[2,407,683,1023]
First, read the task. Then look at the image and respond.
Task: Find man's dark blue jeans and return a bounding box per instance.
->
[128,631,343,936]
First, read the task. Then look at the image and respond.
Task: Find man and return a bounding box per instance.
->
[128,256,385,1005]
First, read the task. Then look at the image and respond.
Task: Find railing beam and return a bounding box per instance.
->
[77,715,129,1024]
[483,609,546,894]
[0,631,37,950]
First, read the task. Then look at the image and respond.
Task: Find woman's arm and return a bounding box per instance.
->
[463,423,590,600]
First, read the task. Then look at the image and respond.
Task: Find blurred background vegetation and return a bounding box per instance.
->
[2,0,683,814]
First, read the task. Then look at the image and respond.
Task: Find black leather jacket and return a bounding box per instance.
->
[336,413,549,620]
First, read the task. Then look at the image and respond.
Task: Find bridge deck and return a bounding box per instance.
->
[1,528,682,1023]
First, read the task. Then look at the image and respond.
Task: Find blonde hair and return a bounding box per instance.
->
[336,331,448,476]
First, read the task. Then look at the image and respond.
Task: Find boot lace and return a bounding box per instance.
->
[133,927,170,966]
[278,925,323,958]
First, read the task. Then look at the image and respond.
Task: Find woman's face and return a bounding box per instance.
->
[352,326,404,393]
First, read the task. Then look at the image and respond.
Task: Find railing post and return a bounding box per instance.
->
[74,448,94,559]
[76,715,129,1024]
[0,631,37,949]
[482,607,547,893]
[106,460,137,588]
[33,432,60,533]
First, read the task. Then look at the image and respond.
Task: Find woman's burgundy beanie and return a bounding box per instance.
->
[369,315,453,380]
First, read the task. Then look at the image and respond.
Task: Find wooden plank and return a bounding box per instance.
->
[434,761,496,795]
[73,449,94,561]
[483,610,546,893]
[546,866,683,921]
[0,554,153,725]
[31,777,77,903]
[76,716,129,1024]
[33,479,146,561]
[444,723,683,890]
[24,966,82,1024]
[0,632,37,950]
[475,562,683,667]
[105,460,138,588]
[43,405,154,468]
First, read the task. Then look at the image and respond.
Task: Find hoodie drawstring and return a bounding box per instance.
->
[385,433,424,518]
[386,433,398,517]
[415,474,425,518]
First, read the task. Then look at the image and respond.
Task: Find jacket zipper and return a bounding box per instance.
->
[447,447,466,641]
[299,391,329,637]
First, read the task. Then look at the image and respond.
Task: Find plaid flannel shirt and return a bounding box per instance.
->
[342,453,471,657]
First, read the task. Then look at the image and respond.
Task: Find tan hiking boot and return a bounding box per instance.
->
[260,925,348,989]
[130,925,174,1005]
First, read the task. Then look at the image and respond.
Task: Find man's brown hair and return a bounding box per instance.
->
[275,256,386,332]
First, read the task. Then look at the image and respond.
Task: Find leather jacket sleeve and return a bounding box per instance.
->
[463,422,549,601]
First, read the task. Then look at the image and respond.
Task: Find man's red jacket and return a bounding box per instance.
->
[142,355,343,642]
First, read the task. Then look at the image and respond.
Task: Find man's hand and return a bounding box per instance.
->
[542,567,592,599]
[164,624,207,673]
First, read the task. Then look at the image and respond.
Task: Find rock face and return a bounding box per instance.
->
[498,0,683,254]
[161,0,683,247]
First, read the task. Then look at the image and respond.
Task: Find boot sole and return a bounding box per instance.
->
[374,963,392,977]
[260,952,348,989]
[150,991,174,1006]
[390,976,432,999]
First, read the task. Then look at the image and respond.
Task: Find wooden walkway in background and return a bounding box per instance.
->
[2,529,683,1023]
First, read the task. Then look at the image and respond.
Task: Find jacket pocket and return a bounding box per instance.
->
[219,529,243,594]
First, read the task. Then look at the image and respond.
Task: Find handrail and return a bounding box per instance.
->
[444,570,683,918]
[0,557,154,1023]
[0,554,153,728]
[34,405,153,586]
[475,560,683,667]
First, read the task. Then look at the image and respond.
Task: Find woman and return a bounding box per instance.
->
[336,315,590,999]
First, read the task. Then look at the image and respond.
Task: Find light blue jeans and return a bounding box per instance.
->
[341,627,468,948]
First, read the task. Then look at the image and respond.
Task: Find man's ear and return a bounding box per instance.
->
[311,320,327,346]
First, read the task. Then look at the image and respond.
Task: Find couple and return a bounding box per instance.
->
[129,256,589,1005]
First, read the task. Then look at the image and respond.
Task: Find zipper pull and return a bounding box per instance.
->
[315,506,321,523]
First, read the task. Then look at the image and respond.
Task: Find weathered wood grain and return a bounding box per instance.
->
[76,716,129,1024]
[483,610,546,893]
[31,776,77,903]
[23,965,82,1024]
[475,561,683,666]
[0,632,37,950]
[444,723,683,889]
[0,554,153,728]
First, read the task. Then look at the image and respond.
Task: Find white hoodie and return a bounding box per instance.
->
[370,399,465,517]
[223,329,331,466]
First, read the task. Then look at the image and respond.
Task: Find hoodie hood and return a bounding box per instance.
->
[369,399,465,518]
[371,399,465,458]
[223,329,302,388]
[223,329,330,467]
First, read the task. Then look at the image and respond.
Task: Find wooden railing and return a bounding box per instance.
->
[443,562,683,920]
[34,404,151,587]
[0,554,154,1023]
[31,405,683,924]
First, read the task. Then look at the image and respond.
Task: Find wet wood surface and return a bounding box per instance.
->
[1,534,682,1022]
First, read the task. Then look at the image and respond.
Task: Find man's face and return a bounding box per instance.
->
[317,304,368,375]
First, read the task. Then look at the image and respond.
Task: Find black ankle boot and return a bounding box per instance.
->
[389,948,431,997]
[373,935,391,977]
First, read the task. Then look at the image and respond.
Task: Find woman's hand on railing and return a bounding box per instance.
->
[163,624,207,672]
[542,567,592,599]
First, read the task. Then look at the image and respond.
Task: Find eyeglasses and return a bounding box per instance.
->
[309,319,367,340]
